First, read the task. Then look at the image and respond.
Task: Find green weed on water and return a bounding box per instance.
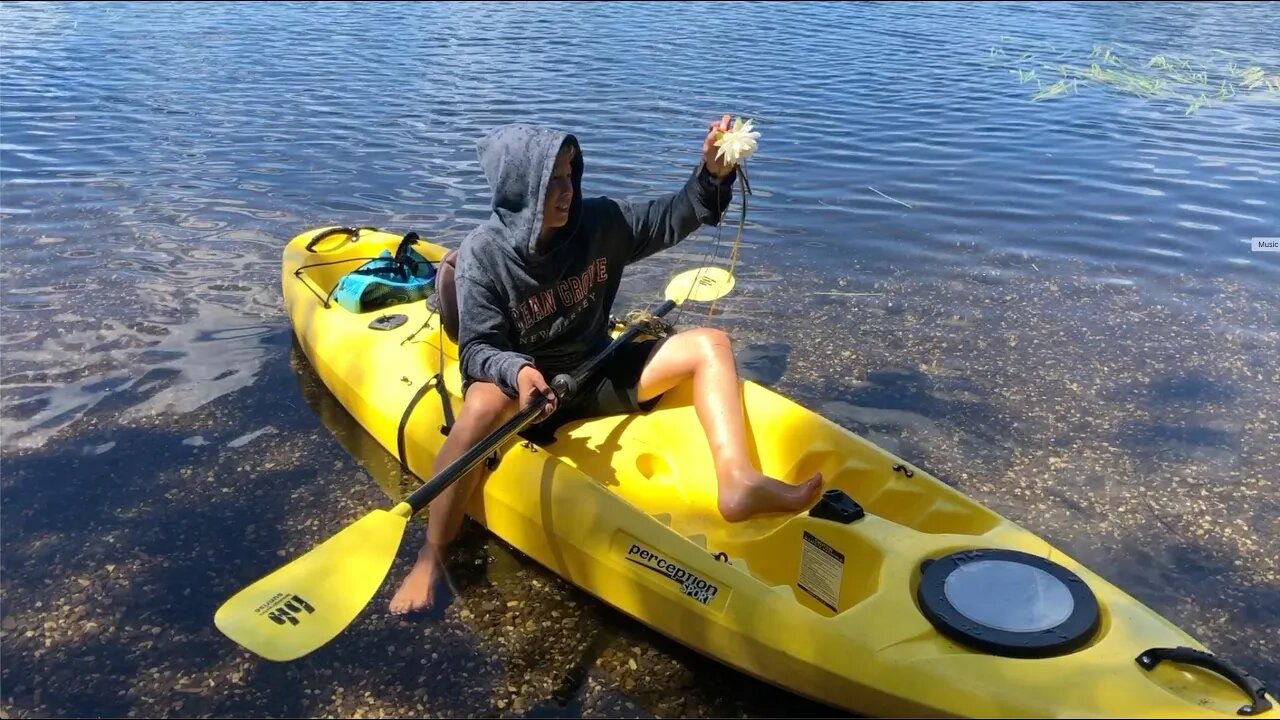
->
[992,42,1280,115]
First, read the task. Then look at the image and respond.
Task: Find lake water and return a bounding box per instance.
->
[3,2,1278,717]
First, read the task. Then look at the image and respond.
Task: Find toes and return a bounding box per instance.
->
[389,594,430,615]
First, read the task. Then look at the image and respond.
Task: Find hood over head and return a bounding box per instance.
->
[475,123,584,262]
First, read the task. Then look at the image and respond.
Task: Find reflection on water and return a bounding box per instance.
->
[2,1,1277,449]
[288,340,413,502]
[2,297,284,450]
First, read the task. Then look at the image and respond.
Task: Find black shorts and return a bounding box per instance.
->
[519,338,662,445]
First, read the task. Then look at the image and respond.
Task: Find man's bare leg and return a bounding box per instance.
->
[636,328,822,522]
[389,382,515,614]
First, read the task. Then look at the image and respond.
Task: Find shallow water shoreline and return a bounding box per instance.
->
[3,266,1276,718]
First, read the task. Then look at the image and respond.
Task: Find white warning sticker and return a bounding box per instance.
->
[798,531,844,612]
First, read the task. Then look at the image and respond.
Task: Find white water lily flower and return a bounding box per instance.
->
[714,117,760,166]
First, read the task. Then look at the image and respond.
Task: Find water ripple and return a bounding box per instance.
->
[2,1,1279,448]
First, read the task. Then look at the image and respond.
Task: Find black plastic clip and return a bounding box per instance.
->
[809,489,866,524]
[369,314,408,331]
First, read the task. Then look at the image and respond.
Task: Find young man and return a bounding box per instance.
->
[389,115,823,614]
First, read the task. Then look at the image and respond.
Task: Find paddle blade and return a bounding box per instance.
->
[214,508,408,661]
[665,267,735,303]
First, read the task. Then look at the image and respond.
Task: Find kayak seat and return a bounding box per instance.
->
[435,248,460,343]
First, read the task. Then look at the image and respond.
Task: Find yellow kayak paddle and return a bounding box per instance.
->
[214,267,735,662]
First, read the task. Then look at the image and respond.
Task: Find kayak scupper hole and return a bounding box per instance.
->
[635,452,672,481]
[629,451,700,517]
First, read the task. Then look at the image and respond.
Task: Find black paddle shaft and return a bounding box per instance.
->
[402,299,677,515]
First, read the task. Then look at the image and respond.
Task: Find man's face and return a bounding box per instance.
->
[542,145,574,231]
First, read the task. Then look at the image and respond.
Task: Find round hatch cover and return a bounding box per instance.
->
[917,549,1100,658]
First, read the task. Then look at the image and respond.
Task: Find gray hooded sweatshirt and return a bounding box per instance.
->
[455,123,736,398]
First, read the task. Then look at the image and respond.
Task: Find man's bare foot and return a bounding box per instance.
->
[717,468,824,523]
[389,546,442,615]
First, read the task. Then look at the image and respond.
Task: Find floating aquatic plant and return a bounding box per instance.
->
[1090,45,1128,67]
[1240,66,1266,89]
[993,41,1280,116]
[1032,79,1076,102]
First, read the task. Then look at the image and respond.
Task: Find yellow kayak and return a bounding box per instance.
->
[283,226,1275,719]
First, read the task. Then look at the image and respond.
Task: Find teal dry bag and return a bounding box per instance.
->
[331,234,437,314]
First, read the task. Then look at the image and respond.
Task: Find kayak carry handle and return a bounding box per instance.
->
[1136,646,1272,716]
[305,226,376,253]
